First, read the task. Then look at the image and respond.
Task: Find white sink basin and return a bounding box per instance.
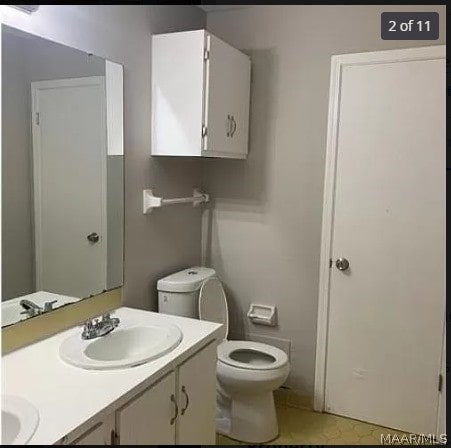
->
[2,301,25,327]
[60,323,183,370]
[1,396,39,445]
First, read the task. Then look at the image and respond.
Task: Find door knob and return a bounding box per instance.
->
[87,232,100,243]
[335,257,350,271]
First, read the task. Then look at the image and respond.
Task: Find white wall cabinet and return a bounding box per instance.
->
[72,342,217,445]
[152,29,251,159]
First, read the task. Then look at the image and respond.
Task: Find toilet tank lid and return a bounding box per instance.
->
[157,267,216,293]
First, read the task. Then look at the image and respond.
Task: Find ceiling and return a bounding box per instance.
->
[197,5,250,13]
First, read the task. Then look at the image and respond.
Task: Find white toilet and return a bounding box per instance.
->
[157,267,290,444]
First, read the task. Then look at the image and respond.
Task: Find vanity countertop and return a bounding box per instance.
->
[2,306,222,445]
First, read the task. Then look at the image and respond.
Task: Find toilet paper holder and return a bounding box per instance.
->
[247,304,277,326]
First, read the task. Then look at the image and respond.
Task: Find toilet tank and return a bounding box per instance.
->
[157,267,216,318]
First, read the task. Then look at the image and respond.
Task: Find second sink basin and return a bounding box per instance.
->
[60,323,183,370]
[2,395,39,445]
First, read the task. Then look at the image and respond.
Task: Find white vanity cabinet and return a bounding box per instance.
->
[118,371,176,445]
[72,342,217,445]
[151,29,251,159]
[72,416,115,445]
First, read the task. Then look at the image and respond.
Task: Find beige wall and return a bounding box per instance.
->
[203,5,446,397]
[1,32,33,299]
[1,5,206,309]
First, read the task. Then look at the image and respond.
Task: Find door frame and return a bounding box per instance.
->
[314,45,446,420]
[31,76,107,292]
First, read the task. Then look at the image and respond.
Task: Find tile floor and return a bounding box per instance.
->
[216,404,413,445]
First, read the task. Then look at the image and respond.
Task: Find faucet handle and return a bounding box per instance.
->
[43,300,58,312]
[80,319,95,339]
[102,312,120,327]
[79,319,93,330]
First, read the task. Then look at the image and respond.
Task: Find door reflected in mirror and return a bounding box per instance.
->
[1,25,124,327]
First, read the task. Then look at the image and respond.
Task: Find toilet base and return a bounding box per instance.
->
[217,391,279,444]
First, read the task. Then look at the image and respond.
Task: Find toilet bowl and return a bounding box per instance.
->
[199,277,290,444]
[157,267,290,444]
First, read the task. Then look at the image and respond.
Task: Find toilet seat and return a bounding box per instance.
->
[199,277,288,371]
[218,340,288,371]
[199,277,229,340]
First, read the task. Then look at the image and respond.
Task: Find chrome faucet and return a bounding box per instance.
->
[81,313,120,340]
[20,298,58,317]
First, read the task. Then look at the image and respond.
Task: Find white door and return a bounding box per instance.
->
[32,77,107,298]
[324,47,445,434]
[204,33,250,158]
[117,372,176,445]
[177,343,217,444]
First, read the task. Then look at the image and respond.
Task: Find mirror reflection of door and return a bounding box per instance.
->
[31,77,107,298]
[1,25,124,326]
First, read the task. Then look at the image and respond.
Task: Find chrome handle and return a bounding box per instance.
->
[43,300,57,312]
[87,232,99,243]
[170,393,178,425]
[335,257,350,271]
[230,115,237,137]
[181,385,189,415]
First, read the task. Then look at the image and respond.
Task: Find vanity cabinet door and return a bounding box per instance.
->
[72,415,115,445]
[176,342,217,444]
[117,372,176,445]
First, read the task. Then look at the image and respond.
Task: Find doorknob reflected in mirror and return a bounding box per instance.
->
[335,257,350,271]
[87,232,100,243]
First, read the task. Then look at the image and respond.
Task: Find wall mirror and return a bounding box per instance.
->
[1,25,124,327]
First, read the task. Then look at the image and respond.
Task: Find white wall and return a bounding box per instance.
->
[203,5,446,398]
[0,5,206,308]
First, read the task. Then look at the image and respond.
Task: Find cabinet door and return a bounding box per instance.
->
[151,30,205,156]
[73,415,115,445]
[177,342,217,444]
[117,372,176,445]
[204,33,251,158]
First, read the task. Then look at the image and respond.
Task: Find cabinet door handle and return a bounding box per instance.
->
[230,115,237,137]
[226,114,231,137]
[181,385,190,415]
[170,393,178,425]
